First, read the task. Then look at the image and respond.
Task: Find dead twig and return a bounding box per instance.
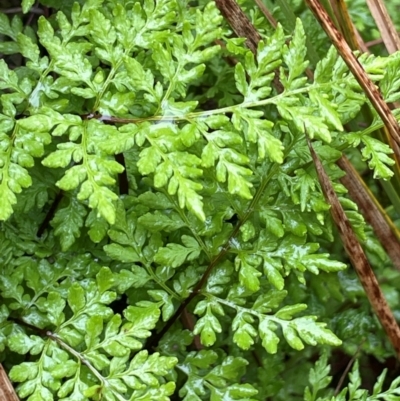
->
[337,156,400,272]
[366,0,400,53]
[305,0,400,152]
[0,364,19,401]
[307,136,400,359]
[334,339,366,395]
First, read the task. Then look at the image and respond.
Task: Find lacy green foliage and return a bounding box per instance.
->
[304,353,400,401]
[1,0,400,400]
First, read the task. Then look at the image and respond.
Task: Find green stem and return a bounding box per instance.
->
[165,192,213,261]
[98,77,377,126]
[92,14,161,111]
[46,331,127,401]
[379,179,400,217]
[121,231,181,301]
[155,64,183,115]
[207,293,291,329]
[48,331,105,384]
[145,264,182,301]
[81,121,100,193]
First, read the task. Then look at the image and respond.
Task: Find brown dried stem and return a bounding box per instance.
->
[337,156,400,271]
[0,365,19,401]
[308,137,400,359]
[305,0,400,152]
[366,0,400,53]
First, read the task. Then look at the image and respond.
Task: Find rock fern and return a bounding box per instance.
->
[1,0,400,400]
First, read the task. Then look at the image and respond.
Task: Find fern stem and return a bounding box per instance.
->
[146,139,296,349]
[94,77,398,127]
[46,331,127,401]
[145,265,182,301]
[165,192,213,261]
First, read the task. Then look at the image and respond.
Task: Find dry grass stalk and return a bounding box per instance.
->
[307,137,400,359]
[0,364,19,401]
[329,0,360,50]
[253,0,277,28]
[327,0,400,273]
[215,0,261,54]
[366,0,400,53]
[305,0,400,153]
[337,156,400,271]
[215,0,284,92]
